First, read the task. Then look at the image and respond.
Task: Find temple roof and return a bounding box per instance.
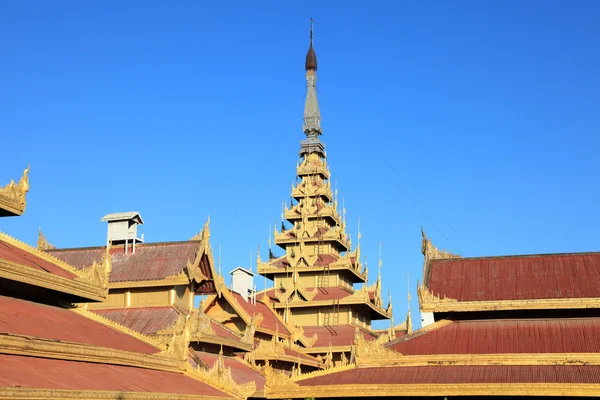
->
[49,240,217,292]
[0,232,108,301]
[0,354,229,398]
[92,306,181,336]
[194,350,266,393]
[293,364,600,388]
[387,318,600,355]
[421,251,600,313]
[0,295,159,354]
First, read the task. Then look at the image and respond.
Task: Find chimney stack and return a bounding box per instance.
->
[100,212,144,254]
[230,267,256,303]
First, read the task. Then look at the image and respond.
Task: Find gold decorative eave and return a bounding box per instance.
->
[0,388,231,400]
[191,333,252,352]
[0,166,29,216]
[0,332,180,372]
[300,344,352,354]
[0,231,110,301]
[266,382,600,399]
[418,284,600,313]
[272,297,390,319]
[0,259,107,302]
[109,275,191,289]
[250,352,321,368]
[356,352,600,368]
[258,263,365,282]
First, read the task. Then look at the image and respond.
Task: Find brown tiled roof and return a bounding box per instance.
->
[0,295,158,354]
[0,353,229,396]
[229,292,291,335]
[387,318,600,355]
[92,306,180,335]
[210,320,242,342]
[296,365,600,386]
[195,351,265,391]
[49,241,200,283]
[303,325,378,348]
[427,252,600,302]
[0,235,77,280]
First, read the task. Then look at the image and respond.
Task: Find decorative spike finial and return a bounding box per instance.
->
[303,19,321,137]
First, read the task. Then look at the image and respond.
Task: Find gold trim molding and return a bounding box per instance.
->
[267,383,600,398]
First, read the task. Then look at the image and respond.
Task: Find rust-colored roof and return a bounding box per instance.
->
[0,353,229,396]
[428,252,600,302]
[230,292,291,335]
[92,306,179,335]
[303,325,378,348]
[297,365,600,386]
[210,320,242,342]
[49,241,200,283]
[195,351,265,391]
[0,235,77,280]
[0,295,157,354]
[388,318,600,355]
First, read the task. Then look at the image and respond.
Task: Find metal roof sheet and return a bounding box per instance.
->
[0,354,228,396]
[297,365,600,386]
[428,252,600,301]
[92,306,179,335]
[0,295,157,354]
[49,241,200,283]
[388,318,600,355]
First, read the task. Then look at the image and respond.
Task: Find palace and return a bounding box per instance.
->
[1,23,599,399]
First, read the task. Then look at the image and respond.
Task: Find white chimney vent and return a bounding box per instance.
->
[101,211,144,254]
[230,267,255,302]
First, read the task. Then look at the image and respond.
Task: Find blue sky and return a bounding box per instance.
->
[2,1,599,328]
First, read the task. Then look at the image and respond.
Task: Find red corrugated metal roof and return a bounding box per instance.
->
[297,365,600,386]
[92,307,179,335]
[0,295,157,354]
[229,292,291,335]
[388,318,600,355]
[195,351,265,390]
[0,353,228,396]
[303,325,378,348]
[0,237,77,280]
[428,252,600,301]
[49,241,200,283]
[210,320,241,342]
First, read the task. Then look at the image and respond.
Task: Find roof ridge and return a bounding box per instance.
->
[0,231,84,278]
[432,251,600,263]
[47,240,198,252]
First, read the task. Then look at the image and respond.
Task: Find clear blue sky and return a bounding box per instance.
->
[2,1,599,328]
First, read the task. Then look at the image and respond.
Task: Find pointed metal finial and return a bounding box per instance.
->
[310,18,314,45]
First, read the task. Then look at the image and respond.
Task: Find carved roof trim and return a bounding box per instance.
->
[0,166,29,216]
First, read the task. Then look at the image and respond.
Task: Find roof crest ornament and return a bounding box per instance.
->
[37,228,55,250]
[0,165,30,216]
